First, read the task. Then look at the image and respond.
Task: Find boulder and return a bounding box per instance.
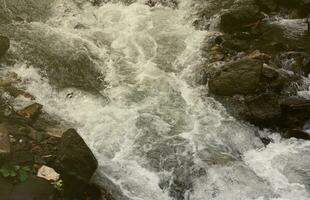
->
[0,36,9,58]
[10,176,54,200]
[53,129,98,198]
[283,129,310,140]
[54,128,97,182]
[245,93,281,125]
[220,1,263,33]
[280,96,310,128]
[209,58,262,96]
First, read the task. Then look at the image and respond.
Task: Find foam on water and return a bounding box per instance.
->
[3,1,310,200]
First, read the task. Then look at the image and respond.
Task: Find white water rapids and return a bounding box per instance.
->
[3,0,310,200]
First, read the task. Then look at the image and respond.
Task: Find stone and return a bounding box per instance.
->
[17,103,43,122]
[10,176,54,200]
[11,151,34,165]
[209,58,262,96]
[0,124,10,160]
[53,128,98,182]
[220,2,263,33]
[280,96,310,128]
[53,129,98,199]
[245,93,281,125]
[37,165,60,181]
[0,36,9,58]
[283,129,310,140]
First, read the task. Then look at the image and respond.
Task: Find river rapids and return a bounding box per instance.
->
[2,0,310,200]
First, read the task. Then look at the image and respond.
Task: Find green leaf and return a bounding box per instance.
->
[21,166,31,172]
[1,169,11,177]
[9,171,17,177]
[14,165,20,171]
[19,170,29,182]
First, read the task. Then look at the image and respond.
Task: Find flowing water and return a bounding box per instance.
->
[2,0,310,200]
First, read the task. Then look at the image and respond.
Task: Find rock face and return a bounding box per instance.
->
[209,58,262,96]
[53,128,98,198]
[54,128,98,182]
[0,36,9,58]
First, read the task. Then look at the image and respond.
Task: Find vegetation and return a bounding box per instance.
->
[0,164,31,182]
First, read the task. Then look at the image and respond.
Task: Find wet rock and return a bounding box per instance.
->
[0,124,10,161]
[283,129,310,140]
[280,96,310,128]
[278,51,310,76]
[10,176,54,200]
[0,36,10,58]
[11,151,34,165]
[53,128,98,198]
[256,19,309,53]
[220,1,263,33]
[17,103,43,122]
[54,128,97,182]
[245,93,281,125]
[209,57,262,96]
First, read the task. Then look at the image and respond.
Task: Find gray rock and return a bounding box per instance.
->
[209,58,262,96]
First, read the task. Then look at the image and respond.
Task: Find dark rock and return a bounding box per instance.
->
[0,124,10,161]
[11,151,34,165]
[209,57,262,96]
[0,36,10,58]
[0,177,13,199]
[283,129,310,140]
[54,128,97,182]
[245,93,281,125]
[53,129,98,198]
[280,96,310,128]
[10,176,54,200]
[260,137,273,145]
[256,19,309,53]
[220,2,263,33]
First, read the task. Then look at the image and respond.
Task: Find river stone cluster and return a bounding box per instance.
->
[197,0,310,140]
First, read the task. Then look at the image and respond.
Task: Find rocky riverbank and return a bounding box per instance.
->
[0,37,111,200]
[194,0,310,141]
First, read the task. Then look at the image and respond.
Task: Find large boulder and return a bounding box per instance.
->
[54,129,98,182]
[209,58,263,96]
[53,129,98,198]
[245,93,281,125]
[0,36,9,58]
[219,1,263,33]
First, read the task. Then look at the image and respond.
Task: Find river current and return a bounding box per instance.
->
[3,0,310,200]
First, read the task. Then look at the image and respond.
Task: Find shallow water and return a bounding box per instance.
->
[3,1,310,200]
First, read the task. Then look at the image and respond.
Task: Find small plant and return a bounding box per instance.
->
[52,179,64,192]
[0,165,31,182]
